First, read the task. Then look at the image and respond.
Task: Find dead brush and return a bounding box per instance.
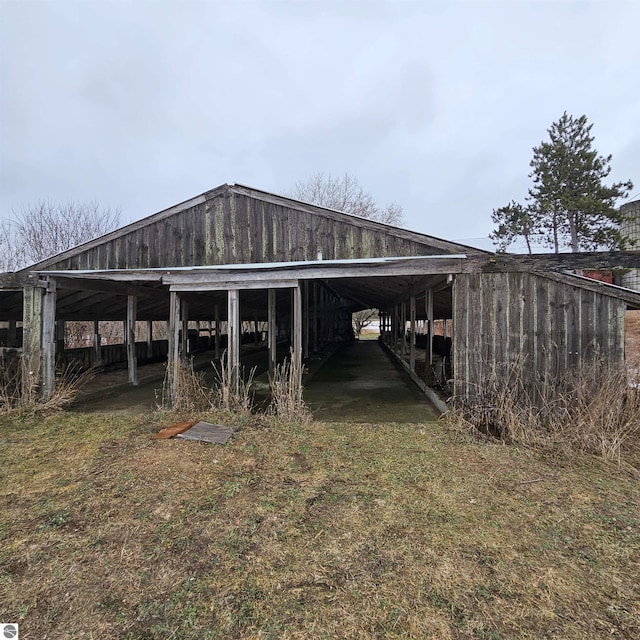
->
[449,359,640,464]
[159,358,213,413]
[268,354,311,423]
[211,351,256,415]
[0,358,95,415]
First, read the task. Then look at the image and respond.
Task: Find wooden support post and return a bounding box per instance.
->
[181,300,189,357]
[268,288,277,377]
[303,281,309,358]
[207,319,213,348]
[228,289,240,392]
[21,285,43,400]
[167,291,181,406]
[426,288,434,369]
[146,320,153,359]
[312,282,318,352]
[41,278,57,401]
[214,304,220,361]
[55,320,65,356]
[127,295,138,386]
[392,305,398,352]
[93,320,101,364]
[292,283,303,400]
[410,296,416,372]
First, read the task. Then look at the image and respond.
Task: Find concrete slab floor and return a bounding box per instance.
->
[73,340,440,423]
[303,340,440,424]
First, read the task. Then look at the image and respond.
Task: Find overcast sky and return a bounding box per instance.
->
[1,0,639,251]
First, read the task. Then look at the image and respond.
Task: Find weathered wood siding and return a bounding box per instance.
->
[452,271,627,401]
[36,191,453,272]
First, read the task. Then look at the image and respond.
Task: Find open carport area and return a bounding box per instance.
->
[2,184,640,415]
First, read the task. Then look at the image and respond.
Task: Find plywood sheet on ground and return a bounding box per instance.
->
[153,420,197,439]
[175,422,234,444]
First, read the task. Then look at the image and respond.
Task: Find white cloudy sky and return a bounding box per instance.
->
[1,0,639,251]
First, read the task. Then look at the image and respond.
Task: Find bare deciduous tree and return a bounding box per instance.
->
[3,200,121,348]
[13,200,121,265]
[0,219,25,272]
[352,309,378,338]
[290,173,404,225]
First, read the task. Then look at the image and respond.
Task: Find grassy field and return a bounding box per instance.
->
[1,409,639,639]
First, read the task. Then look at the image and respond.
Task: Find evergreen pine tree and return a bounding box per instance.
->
[491,113,633,253]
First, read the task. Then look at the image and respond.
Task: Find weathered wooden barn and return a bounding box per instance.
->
[1,183,639,409]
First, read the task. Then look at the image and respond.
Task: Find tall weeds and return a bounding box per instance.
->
[269,355,311,423]
[212,352,255,415]
[0,357,95,415]
[160,353,255,416]
[451,360,640,463]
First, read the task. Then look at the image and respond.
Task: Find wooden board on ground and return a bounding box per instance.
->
[175,422,234,444]
[153,420,197,439]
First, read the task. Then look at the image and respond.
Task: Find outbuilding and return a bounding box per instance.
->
[1,184,639,409]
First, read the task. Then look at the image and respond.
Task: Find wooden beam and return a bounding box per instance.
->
[167,291,181,407]
[214,304,220,361]
[169,279,299,292]
[426,288,434,369]
[93,320,101,364]
[228,289,240,392]
[292,283,302,401]
[162,257,467,286]
[41,277,57,400]
[268,288,276,377]
[302,281,308,358]
[410,295,416,372]
[56,320,65,354]
[146,320,153,359]
[181,299,189,357]
[312,282,318,352]
[21,285,43,400]
[53,276,159,297]
[127,295,138,385]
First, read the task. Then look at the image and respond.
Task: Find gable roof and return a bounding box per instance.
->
[18,183,487,273]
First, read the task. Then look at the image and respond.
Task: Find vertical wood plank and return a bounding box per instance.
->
[292,283,303,400]
[268,288,277,376]
[127,295,138,385]
[146,319,153,359]
[214,303,221,360]
[41,278,57,400]
[168,291,181,407]
[410,295,416,371]
[181,299,189,357]
[93,320,101,365]
[228,289,240,392]
[303,281,309,358]
[426,288,434,369]
[21,285,43,400]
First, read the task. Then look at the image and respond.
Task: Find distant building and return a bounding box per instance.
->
[621,199,640,291]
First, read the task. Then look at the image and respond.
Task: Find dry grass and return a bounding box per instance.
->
[212,352,256,415]
[269,356,312,424]
[158,355,255,416]
[1,409,639,639]
[0,360,95,416]
[451,361,640,466]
